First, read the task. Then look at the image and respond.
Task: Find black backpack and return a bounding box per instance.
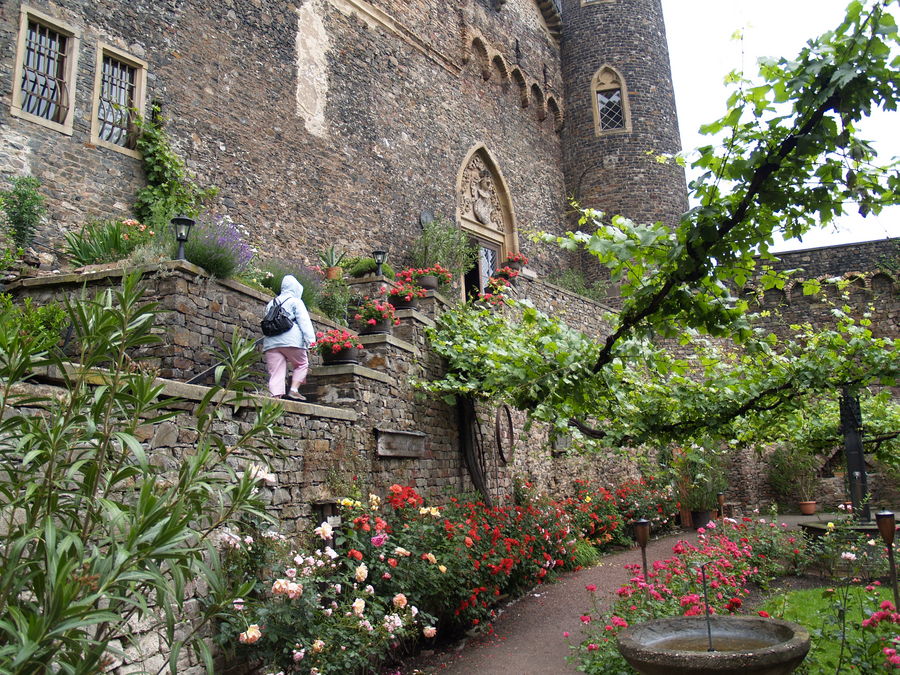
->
[261,298,294,337]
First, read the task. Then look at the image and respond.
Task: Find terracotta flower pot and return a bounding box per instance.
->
[798,500,817,516]
[320,346,361,365]
[324,266,343,280]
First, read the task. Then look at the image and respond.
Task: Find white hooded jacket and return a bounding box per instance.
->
[261,275,316,351]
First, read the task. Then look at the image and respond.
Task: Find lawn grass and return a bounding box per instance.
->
[760,584,895,673]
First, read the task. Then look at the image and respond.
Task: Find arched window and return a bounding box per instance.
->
[592,65,631,135]
[456,146,518,296]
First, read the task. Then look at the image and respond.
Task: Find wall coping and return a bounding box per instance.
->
[35,362,359,421]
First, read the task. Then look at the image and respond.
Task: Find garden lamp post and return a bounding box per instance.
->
[876,510,899,610]
[717,491,725,520]
[171,215,194,261]
[634,518,650,581]
[372,249,388,277]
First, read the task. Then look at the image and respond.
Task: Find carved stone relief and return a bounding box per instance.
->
[460,154,504,233]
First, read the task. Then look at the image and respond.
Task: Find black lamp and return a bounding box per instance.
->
[717,491,726,519]
[171,215,195,260]
[372,249,388,277]
[876,510,899,610]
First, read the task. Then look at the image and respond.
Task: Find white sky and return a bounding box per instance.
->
[661,0,900,252]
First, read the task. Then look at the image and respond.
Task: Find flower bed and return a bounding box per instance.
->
[216,485,578,673]
[571,515,804,673]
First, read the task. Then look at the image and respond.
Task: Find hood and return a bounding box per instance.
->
[280,275,304,300]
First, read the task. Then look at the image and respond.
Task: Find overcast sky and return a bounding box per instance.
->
[661,0,900,252]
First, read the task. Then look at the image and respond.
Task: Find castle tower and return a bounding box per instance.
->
[559,0,688,227]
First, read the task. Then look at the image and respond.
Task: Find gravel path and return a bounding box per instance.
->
[399,533,683,675]
[398,513,823,674]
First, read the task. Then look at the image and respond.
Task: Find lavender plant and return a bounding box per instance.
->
[182,213,254,279]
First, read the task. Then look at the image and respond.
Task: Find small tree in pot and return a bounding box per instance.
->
[768,444,820,514]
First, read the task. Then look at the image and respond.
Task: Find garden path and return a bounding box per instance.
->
[399,532,682,674]
[400,514,821,674]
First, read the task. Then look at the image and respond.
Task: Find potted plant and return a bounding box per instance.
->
[396,264,453,291]
[312,329,364,365]
[387,282,427,310]
[671,444,726,530]
[768,444,820,515]
[409,214,478,282]
[318,245,346,280]
[501,252,529,272]
[353,296,399,335]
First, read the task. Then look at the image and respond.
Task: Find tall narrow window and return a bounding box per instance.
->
[91,45,147,156]
[596,88,624,129]
[591,65,631,135]
[11,7,80,134]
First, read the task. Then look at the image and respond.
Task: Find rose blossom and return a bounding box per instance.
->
[423,626,437,638]
[239,624,262,644]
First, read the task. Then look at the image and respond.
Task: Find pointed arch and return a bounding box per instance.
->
[546,95,563,132]
[492,54,510,80]
[471,38,491,80]
[510,67,529,107]
[530,83,546,120]
[591,64,631,134]
[456,145,519,293]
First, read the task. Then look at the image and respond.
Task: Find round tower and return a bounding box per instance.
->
[559,0,688,227]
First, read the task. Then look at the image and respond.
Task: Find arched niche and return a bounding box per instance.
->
[456,145,519,293]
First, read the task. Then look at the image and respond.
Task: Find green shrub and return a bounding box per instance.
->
[410,214,477,278]
[0,294,66,351]
[0,175,46,248]
[315,279,352,325]
[0,274,282,673]
[182,214,253,278]
[346,256,395,279]
[257,259,321,308]
[571,539,601,568]
[64,218,157,266]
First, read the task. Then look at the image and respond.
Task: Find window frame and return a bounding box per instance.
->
[591,65,632,136]
[90,43,147,158]
[10,5,81,135]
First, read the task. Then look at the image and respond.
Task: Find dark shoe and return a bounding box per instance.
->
[284,392,306,402]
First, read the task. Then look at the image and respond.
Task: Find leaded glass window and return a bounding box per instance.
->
[597,88,624,130]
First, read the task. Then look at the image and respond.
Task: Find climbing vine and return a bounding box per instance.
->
[134,104,218,232]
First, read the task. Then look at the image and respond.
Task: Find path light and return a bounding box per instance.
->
[717,491,725,520]
[372,249,388,277]
[171,215,194,261]
[876,510,899,609]
[634,518,650,581]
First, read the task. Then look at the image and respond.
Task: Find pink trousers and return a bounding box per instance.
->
[264,347,309,396]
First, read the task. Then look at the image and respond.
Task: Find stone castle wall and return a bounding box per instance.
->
[0,0,576,276]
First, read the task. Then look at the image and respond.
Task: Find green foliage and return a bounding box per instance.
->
[768,444,820,501]
[0,275,284,672]
[315,279,352,325]
[346,256,395,279]
[0,294,66,353]
[669,444,727,510]
[761,579,895,671]
[546,268,610,304]
[0,176,46,248]
[409,214,477,278]
[318,245,346,268]
[63,218,157,266]
[570,539,601,568]
[182,213,254,279]
[134,106,218,232]
[257,259,322,308]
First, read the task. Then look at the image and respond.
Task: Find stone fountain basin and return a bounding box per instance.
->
[617,615,810,675]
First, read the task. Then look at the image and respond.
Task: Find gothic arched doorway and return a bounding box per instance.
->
[455,145,518,296]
